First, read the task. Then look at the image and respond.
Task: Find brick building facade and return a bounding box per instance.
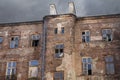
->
[0,13,120,80]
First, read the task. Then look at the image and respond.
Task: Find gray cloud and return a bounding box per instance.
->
[0,0,120,23]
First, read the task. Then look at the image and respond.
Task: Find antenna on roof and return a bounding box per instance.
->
[50,4,57,15]
[68,2,76,14]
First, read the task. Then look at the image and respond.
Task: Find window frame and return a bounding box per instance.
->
[82,30,90,42]
[10,36,20,49]
[82,57,92,75]
[28,60,39,78]
[6,61,16,79]
[102,29,112,42]
[105,56,115,74]
[54,71,64,80]
[31,34,40,47]
[54,44,64,58]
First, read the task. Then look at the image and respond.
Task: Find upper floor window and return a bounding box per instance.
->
[54,71,64,80]
[61,27,64,34]
[54,27,64,34]
[82,57,92,75]
[102,29,112,41]
[82,30,90,42]
[28,60,39,78]
[6,62,16,80]
[55,44,64,58]
[10,36,19,48]
[105,56,115,74]
[31,34,40,47]
[0,37,3,48]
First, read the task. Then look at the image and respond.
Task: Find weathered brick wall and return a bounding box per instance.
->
[0,22,43,80]
[44,14,76,80]
[75,16,120,80]
[0,14,120,80]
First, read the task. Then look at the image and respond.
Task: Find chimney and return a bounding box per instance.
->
[68,2,76,14]
[50,4,57,15]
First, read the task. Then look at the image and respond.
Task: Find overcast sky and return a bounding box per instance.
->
[0,0,120,23]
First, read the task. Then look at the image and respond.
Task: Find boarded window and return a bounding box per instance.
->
[102,29,112,41]
[82,30,90,42]
[105,56,115,74]
[28,60,39,78]
[82,57,92,75]
[10,36,19,48]
[6,62,16,80]
[31,34,40,47]
[55,44,64,58]
[54,72,64,80]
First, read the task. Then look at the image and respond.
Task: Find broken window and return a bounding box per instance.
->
[6,62,16,80]
[105,56,115,74]
[31,34,40,47]
[55,44,64,58]
[54,71,64,80]
[0,37,3,48]
[10,36,19,48]
[82,57,92,75]
[82,30,90,42]
[28,60,39,78]
[102,29,112,41]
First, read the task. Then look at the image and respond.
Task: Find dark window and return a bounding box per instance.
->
[82,31,90,42]
[54,28,58,34]
[10,36,19,48]
[61,27,64,34]
[102,29,112,41]
[54,72,64,80]
[55,44,64,58]
[31,34,40,47]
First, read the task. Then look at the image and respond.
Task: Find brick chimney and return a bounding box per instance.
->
[50,4,57,15]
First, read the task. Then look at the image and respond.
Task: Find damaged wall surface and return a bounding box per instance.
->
[0,14,120,80]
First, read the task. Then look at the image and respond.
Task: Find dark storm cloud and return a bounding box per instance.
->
[0,0,120,23]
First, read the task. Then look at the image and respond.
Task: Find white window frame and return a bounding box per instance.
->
[10,36,19,48]
[102,29,112,41]
[82,30,90,42]
[6,62,16,79]
[105,56,115,74]
[82,57,92,75]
